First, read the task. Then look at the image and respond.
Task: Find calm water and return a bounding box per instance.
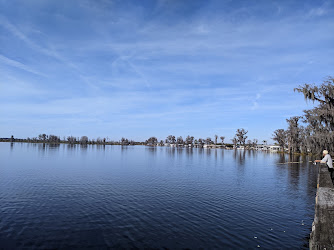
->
[0,142,318,249]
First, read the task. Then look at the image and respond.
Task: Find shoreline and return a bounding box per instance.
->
[1,141,322,156]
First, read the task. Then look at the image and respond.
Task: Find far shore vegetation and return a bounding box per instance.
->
[2,76,333,156]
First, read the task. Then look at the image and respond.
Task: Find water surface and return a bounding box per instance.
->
[0,143,317,249]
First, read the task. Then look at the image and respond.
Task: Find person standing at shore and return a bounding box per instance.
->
[314,150,334,184]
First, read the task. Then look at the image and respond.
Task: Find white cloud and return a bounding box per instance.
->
[0,54,47,77]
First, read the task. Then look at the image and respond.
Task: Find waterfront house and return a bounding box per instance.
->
[269,145,281,151]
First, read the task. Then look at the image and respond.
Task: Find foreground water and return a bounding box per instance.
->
[0,142,318,249]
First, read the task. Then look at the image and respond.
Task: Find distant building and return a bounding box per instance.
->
[268,145,281,151]
[254,144,282,151]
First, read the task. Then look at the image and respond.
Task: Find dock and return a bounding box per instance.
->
[309,165,334,249]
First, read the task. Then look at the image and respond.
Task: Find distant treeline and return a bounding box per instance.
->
[272,76,334,154]
[0,135,142,146]
[145,132,265,149]
[1,132,264,149]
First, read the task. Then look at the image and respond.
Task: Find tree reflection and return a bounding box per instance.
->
[67,143,77,150]
[274,153,317,203]
[166,147,176,158]
[233,149,246,166]
[146,146,157,155]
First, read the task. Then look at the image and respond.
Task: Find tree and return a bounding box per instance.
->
[215,135,218,145]
[231,137,238,148]
[236,128,248,146]
[198,138,204,147]
[10,135,14,142]
[220,136,225,145]
[205,137,212,145]
[121,137,129,145]
[146,137,158,146]
[294,77,334,153]
[38,134,47,141]
[286,116,302,153]
[48,135,60,143]
[252,139,258,148]
[272,129,287,152]
[246,139,252,149]
[80,136,89,144]
[166,135,176,144]
[177,136,184,146]
[67,136,77,144]
[185,135,194,146]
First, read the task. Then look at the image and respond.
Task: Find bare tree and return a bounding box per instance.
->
[67,136,77,144]
[48,135,60,143]
[286,116,302,153]
[232,137,238,148]
[246,139,252,149]
[272,129,287,152]
[236,128,248,146]
[252,139,258,148]
[80,136,89,144]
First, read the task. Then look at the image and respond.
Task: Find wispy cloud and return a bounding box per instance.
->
[0,54,47,77]
[0,0,333,140]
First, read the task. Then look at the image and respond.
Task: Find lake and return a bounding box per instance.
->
[0,142,318,249]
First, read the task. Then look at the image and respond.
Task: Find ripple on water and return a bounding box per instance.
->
[0,143,317,249]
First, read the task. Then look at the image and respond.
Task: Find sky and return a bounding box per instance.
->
[0,0,333,142]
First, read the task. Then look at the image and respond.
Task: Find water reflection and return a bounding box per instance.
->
[34,143,61,158]
[146,146,157,155]
[67,143,77,150]
[274,153,317,204]
[95,144,106,151]
[0,143,317,249]
[233,149,246,166]
[166,147,176,158]
[185,148,193,157]
[80,144,88,154]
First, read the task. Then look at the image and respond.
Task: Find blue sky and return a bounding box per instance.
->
[0,0,333,142]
